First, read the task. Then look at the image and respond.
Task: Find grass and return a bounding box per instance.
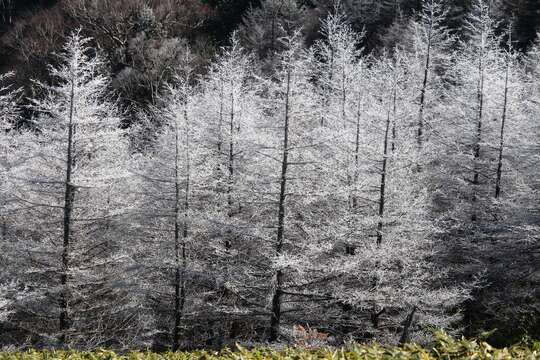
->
[0,332,538,359]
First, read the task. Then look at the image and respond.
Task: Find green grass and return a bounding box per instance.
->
[0,332,538,359]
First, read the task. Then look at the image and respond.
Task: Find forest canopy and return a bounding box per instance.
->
[0,0,538,352]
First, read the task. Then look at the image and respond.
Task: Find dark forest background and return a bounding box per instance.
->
[1,0,539,117]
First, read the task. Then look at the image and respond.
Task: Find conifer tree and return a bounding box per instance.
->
[0,71,21,242]
[325,51,470,343]
[247,32,325,341]
[238,0,306,72]
[13,30,136,348]
[196,33,263,342]
[406,0,454,152]
[0,72,24,340]
[0,71,20,239]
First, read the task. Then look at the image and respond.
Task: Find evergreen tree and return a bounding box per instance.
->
[248,32,324,341]
[128,48,206,350]
[0,71,25,345]
[238,0,306,72]
[12,31,138,348]
[196,33,263,343]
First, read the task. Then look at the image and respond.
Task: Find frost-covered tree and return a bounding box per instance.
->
[129,47,217,349]
[0,1,538,347]
[0,281,27,336]
[318,50,471,343]
[461,0,501,222]
[310,12,366,258]
[0,71,21,240]
[12,30,138,348]
[0,72,23,344]
[525,32,540,74]
[0,283,14,323]
[404,0,454,152]
[246,32,326,341]
[0,72,20,126]
[238,0,306,72]
[459,27,540,343]
[425,0,504,335]
[428,0,502,249]
[432,0,510,229]
[199,33,257,227]
[195,33,264,343]
[429,6,539,339]
[312,11,364,129]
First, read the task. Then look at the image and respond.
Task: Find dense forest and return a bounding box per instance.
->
[0,0,539,352]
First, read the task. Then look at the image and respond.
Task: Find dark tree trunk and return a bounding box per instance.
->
[59,77,76,346]
[495,59,509,199]
[227,80,235,217]
[341,66,354,255]
[376,109,391,247]
[471,54,485,222]
[352,87,363,211]
[173,118,182,351]
[217,78,224,153]
[1,213,5,240]
[269,67,291,342]
[226,79,237,335]
[399,306,417,345]
[417,21,432,151]
[391,69,397,153]
[370,307,385,329]
[347,91,362,255]
[320,47,335,127]
[172,109,190,351]
[1,196,6,241]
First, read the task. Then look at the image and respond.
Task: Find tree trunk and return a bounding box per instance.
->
[495,60,509,199]
[341,66,354,255]
[351,65,364,212]
[346,92,362,255]
[172,108,190,351]
[321,47,335,127]
[172,115,182,351]
[226,79,236,336]
[218,78,224,153]
[227,79,235,218]
[471,54,485,222]
[370,307,385,329]
[269,67,291,342]
[1,212,5,241]
[417,23,432,151]
[376,109,391,247]
[59,77,76,346]
[391,69,398,153]
[399,306,417,345]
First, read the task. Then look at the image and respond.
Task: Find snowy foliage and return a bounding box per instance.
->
[0,5,538,350]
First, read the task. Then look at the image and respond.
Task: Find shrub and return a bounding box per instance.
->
[0,331,538,359]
